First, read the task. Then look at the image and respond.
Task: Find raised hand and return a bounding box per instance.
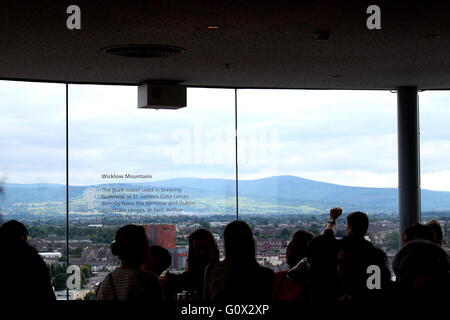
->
[329,207,343,220]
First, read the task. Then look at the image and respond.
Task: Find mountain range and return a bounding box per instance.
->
[1,175,450,216]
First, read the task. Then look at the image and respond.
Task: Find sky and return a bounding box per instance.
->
[1,80,450,191]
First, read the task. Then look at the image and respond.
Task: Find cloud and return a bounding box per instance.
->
[1,81,450,191]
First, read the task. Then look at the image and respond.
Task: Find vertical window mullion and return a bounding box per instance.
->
[65,83,69,300]
[235,88,239,220]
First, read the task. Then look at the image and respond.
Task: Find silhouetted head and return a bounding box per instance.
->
[305,232,339,301]
[402,223,435,244]
[307,232,338,273]
[0,219,28,242]
[144,245,172,276]
[393,239,449,290]
[186,228,219,273]
[223,221,256,266]
[425,220,443,246]
[346,211,369,238]
[286,230,314,268]
[110,224,149,268]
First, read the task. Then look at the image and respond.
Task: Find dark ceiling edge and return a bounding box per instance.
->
[1,77,449,91]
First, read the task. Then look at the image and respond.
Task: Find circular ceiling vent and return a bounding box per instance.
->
[102,44,185,58]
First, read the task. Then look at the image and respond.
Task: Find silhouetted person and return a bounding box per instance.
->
[204,221,274,301]
[96,225,162,300]
[288,208,341,301]
[335,211,391,301]
[425,220,444,246]
[402,223,436,244]
[311,209,391,301]
[167,228,220,300]
[272,230,313,300]
[0,219,55,300]
[301,231,340,302]
[393,239,449,301]
[337,235,391,301]
[143,245,172,301]
[144,245,172,276]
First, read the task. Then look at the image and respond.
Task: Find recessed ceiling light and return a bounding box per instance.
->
[102,44,185,58]
[207,25,221,30]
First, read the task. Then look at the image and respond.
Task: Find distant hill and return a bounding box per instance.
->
[1,176,450,216]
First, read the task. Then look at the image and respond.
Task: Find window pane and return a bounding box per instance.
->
[237,89,399,271]
[68,85,236,299]
[419,90,450,249]
[0,80,66,299]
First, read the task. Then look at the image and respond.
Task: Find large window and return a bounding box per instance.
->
[0,80,67,297]
[419,90,450,250]
[2,80,449,299]
[237,89,399,269]
[67,85,236,298]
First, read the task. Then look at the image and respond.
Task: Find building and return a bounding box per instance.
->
[39,252,62,264]
[142,224,188,270]
[143,224,176,249]
[169,246,188,271]
[55,289,92,301]
[80,245,117,266]
[217,238,287,256]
